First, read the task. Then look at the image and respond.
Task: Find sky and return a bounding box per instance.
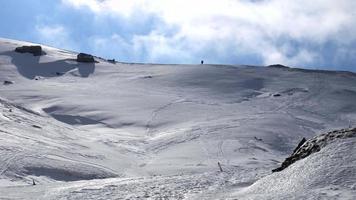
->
[0,0,355,71]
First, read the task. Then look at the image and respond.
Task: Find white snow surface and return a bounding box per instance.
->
[0,38,355,199]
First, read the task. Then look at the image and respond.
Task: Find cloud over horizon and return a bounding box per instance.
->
[0,0,355,70]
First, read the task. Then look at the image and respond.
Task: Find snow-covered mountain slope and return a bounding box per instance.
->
[0,37,355,199]
[231,129,356,200]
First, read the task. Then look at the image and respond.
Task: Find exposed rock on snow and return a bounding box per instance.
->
[292,137,306,154]
[77,53,95,63]
[3,80,14,85]
[267,64,289,69]
[107,59,116,63]
[272,128,356,172]
[15,45,43,56]
[34,76,44,80]
[232,133,356,199]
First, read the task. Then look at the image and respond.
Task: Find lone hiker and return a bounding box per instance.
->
[201,60,204,64]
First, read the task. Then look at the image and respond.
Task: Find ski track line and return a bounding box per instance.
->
[145,99,185,137]
[45,154,121,176]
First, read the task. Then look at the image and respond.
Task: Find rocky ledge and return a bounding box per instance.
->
[273,128,356,172]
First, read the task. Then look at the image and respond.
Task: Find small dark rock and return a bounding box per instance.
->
[15,45,43,56]
[77,53,95,63]
[273,93,281,97]
[34,76,43,80]
[32,125,42,129]
[254,136,263,141]
[3,80,14,85]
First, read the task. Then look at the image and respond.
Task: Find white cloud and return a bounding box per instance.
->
[35,25,78,51]
[61,0,102,12]
[62,0,356,67]
[90,33,193,63]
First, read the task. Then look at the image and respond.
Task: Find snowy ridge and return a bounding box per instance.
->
[231,130,356,200]
[0,38,356,199]
[272,128,356,172]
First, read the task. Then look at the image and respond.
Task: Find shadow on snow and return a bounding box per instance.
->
[0,50,95,79]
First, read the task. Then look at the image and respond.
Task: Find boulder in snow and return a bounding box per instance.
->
[34,76,44,80]
[268,64,289,69]
[107,59,116,63]
[15,45,43,56]
[77,53,95,63]
[3,80,14,85]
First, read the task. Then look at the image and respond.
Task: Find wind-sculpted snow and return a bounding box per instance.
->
[0,97,120,184]
[0,38,356,199]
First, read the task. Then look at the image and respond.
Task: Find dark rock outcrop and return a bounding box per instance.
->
[272,128,356,172]
[77,53,95,63]
[292,137,306,154]
[3,80,14,85]
[15,45,43,56]
[268,64,289,69]
[107,59,116,63]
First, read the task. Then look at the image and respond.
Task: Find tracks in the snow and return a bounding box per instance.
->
[145,99,185,137]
